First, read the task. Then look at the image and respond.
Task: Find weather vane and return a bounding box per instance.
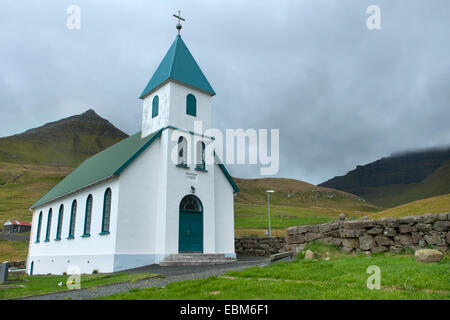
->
[173,10,185,35]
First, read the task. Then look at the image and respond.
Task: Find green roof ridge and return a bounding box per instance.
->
[139,35,215,99]
[31,130,162,209]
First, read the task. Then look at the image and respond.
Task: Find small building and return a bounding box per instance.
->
[3,220,32,233]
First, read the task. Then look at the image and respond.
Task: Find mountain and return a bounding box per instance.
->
[319,147,450,208]
[0,109,128,167]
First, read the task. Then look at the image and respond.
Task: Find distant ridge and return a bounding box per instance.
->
[319,147,450,208]
[0,109,129,167]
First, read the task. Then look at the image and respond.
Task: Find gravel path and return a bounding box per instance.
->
[18,257,269,300]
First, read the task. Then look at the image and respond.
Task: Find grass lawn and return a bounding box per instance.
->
[98,244,450,300]
[0,272,157,300]
[234,204,378,236]
[0,240,29,262]
[372,194,450,218]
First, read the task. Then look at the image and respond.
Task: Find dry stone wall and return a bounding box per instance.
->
[235,237,286,256]
[285,213,450,254]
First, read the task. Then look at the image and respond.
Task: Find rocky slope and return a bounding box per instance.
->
[0,109,128,167]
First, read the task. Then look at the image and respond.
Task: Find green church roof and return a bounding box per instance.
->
[139,35,216,99]
[31,127,238,209]
[31,130,162,209]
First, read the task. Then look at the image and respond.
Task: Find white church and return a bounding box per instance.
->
[26,26,239,275]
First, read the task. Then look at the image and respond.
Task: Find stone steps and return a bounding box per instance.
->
[159,254,236,266]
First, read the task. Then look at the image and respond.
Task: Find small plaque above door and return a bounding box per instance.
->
[186,173,197,182]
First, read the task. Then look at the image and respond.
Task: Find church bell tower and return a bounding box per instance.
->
[139,14,216,139]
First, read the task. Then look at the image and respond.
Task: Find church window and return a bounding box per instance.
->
[196,141,206,170]
[68,200,77,239]
[177,136,188,166]
[45,209,52,242]
[35,211,43,243]
[56,205,63,240]
[83,195,93,237]
[186,94,196,116]
[180,195,203,211]
[101,188,112,234]
[152,95,159,118]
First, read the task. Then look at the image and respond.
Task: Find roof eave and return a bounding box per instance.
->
[139,78,216,100]
[30,129,164,210]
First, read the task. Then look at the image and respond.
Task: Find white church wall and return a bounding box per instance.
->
[141,81,212,139]
[27,178,120,275]
[163,128,216,255]
[168,81,212,132]
[113,137,166,270]
[142,83,171,138]
[214,166,236,257]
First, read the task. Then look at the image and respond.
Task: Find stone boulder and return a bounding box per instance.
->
[414,249,444,263]
[359,235,375,251]
[343,220,374,230]
[340,229,364,238]
[433,221,450,232]
[342,238,358,249]
[383,227,397,237]
[371,246,388,253]
[375,235,394,246]
[367,227,384,235]
[305,250,314,260]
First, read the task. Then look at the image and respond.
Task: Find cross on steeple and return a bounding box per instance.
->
[173,11,186,35]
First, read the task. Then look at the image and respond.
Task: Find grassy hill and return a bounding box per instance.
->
[319,147,450,208]
[234,178,380,236]
[0,109,128,167]
[372,193,450,219]
[0,162,72,224]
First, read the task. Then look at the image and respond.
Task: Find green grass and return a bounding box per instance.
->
[372,194,450,218]
[96,244,450,300]
[0,272,157,300]
[0,162,72,224]
[235,205,335,230]
[233,177,381,235]
[97,244,450,300]
[0,240,29,262]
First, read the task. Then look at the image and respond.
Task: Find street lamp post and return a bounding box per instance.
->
[266,190,275,238]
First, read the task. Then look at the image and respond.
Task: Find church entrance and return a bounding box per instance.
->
[179,195,203,252]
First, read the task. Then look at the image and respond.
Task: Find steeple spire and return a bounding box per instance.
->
[173,11,185,35]
[139,35,216,99]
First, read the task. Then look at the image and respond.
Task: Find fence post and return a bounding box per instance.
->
[0,261,10,283]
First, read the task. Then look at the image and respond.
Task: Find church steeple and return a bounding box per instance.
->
[139,35,215,100]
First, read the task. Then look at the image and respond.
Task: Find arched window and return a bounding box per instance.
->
[83,195,93,237]
[186,94,196,116]
[196,141,206,170]
[68,200,77,239]
[180,195,203,212]
[152,95,159,118]
[45,209,52,242]
[56,205,64,240]
[101,188,112,234]
[35,211,43,243]
[177,136,187,166]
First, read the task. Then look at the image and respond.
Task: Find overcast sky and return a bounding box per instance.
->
[1,0,449,185]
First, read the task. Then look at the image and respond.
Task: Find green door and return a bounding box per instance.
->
[179,195,203,252]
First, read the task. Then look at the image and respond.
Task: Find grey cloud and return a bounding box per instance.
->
[0,0,449,184]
